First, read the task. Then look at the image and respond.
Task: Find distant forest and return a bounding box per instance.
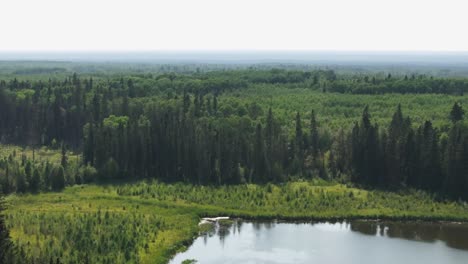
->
[0,68,467,199]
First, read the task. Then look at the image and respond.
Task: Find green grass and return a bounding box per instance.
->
[6,185,200,264]
[5,180,468,263]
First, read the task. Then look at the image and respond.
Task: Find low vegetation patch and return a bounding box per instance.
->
[6,181,468,263]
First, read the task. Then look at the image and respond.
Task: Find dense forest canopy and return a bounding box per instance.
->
[0,65,466,200]
[3,58,468,78]
[0,62,467,264]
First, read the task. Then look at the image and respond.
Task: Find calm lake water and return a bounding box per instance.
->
[170,220,468,264]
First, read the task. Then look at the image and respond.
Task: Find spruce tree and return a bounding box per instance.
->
[51,166,65,191]
[61,142,68,168]
[0,195,14,263]
[253,123,265,182]
[295,112,303,154]
[30,168,41,193]
[310,110,319,157]
[450,102,464,123]
[294,112,304,176]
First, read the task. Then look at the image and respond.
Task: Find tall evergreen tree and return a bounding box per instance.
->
[61,142,68,168]
[253,123,266,182]
[51,166,65,191]
[0,195,14,263]
[450,102,464,123]
[294,112,304,175]
[265,108,274,180]
[385,104,406,186]
[351,106,381,185]
[310,110,319,157]
[29,168,41,193]
[417,121,441,190]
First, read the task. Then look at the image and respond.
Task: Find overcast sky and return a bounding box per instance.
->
[1,0,467,51]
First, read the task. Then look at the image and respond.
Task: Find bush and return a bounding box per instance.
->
[50,166,65,191]
[79,165,98,184]
[100,158,119,180]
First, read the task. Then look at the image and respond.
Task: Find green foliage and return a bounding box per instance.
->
[0,145,84,194]
[1,65,468,262]
[79,165,98,184]
[450,102,464,123]
[6,182,468,263]
[2,69,466,198]
[182,259,197,264]
[117,181,468,220]
[9,210,162,263]
[101,158,119,180]
[103,115,129,129]
[0,195,14,263]
[50,166,65,191]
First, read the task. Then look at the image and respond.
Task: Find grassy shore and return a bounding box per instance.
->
[5,180,468,263]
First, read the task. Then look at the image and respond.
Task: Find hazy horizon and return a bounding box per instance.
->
[2,50,468,65]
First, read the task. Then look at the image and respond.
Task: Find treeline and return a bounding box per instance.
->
[0,72,467,199]
[343,103,467,198]
[327,75,468,95]
[83,86,468,198]
[0,70,465,145]
[0,69,334,146]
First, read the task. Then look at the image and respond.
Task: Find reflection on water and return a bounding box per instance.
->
[350,220,468,250]
[170,220,468,264]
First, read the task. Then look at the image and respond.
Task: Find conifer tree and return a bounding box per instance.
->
[450,102,464,123]
[0,195,14,263]
[310,110,319,157]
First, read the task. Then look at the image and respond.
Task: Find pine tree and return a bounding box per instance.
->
[92,93,101,122]
[183,90,191,114]
[213,95,218,114]
[310,110,319,157]
[450,102,464,123]
[266,108,274,152]
[30,168,41,193]
[25,161,32,185]
[0,195,14,263]
[418,121,441,190]
[51,166,65,191]
[294,112,304,176]
[444,123,468,198]
[385,104,405,186]
[351,106,381,185]
[193,93,200,117]
[362,105,371,129]
[84,123,95,166]
[61,142,68,168]
[265,108,274,180]
[295,112,303,154]
[16,171,27,193]
[350,122,361,183]
[253,123,266,182]
[122,93,129,116]
[127,79,135,97]
[403,129,417,187]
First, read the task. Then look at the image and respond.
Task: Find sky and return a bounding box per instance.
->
[1,0,467,51]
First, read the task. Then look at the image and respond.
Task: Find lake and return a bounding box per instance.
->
[170,220,468,264]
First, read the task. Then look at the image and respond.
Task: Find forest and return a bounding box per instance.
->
[0,64,468,263]
[0,68,466,196]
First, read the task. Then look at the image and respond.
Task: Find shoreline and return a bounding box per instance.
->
[169,215,468,263]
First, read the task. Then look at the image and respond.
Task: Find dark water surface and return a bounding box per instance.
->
[170,220,468,264]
